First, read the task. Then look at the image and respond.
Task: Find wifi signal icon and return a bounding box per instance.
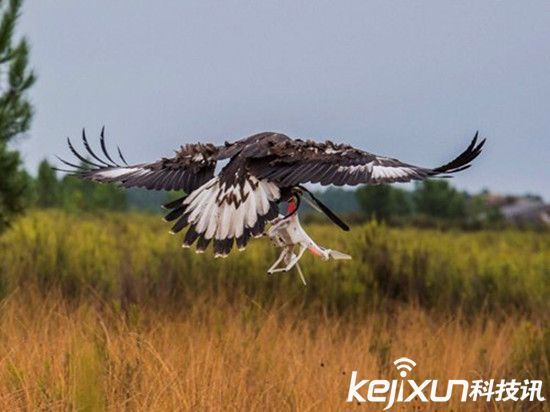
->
[393,357,416,378]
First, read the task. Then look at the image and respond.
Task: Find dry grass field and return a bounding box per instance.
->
[1,289,547,411]
[0,211,548,411]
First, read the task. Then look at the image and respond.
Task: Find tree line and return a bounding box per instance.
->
[300,181,504,228]
[354,181,504,227]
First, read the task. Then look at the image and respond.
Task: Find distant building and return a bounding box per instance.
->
[500,199,550,225]
[477,192,548,226]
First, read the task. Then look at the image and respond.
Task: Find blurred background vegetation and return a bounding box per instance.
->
[1,211,548,319]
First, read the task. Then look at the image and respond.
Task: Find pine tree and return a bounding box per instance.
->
[0,0,35,230]
[413,180,467,221]
[35,159,60,208]
[356,184,412,222]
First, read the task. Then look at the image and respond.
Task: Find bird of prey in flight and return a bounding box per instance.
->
[56,129,485,261]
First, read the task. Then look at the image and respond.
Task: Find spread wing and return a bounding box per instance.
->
[55,128,219,193]
[249,132,485,187]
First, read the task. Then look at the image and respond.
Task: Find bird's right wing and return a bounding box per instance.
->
[249,132,486,187]
[55,128,220,193]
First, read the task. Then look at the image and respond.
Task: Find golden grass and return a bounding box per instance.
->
[0,288,547,411]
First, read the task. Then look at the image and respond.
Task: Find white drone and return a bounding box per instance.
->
[265,196,351,285]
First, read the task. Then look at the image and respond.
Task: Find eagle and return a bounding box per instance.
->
[56,129,485,257]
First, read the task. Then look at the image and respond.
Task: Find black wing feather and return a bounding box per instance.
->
[55,128,219,193]
[249,132,485,187]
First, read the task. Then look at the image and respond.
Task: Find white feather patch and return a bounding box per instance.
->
[182,175,280,241]
[372,165,413,180]
[336,161,419,182]
[95,167,143,179]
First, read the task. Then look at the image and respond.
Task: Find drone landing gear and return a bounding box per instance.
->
[267,245,308,285]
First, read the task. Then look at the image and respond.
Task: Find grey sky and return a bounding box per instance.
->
[18,1,550,198]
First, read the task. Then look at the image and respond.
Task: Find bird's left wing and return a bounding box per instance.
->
[249,132,485,187]
[55,128,220,193]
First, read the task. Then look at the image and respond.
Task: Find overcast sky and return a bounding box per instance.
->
[17,1,550,199]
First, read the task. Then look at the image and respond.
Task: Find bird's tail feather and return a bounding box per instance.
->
[163,176,280,256]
